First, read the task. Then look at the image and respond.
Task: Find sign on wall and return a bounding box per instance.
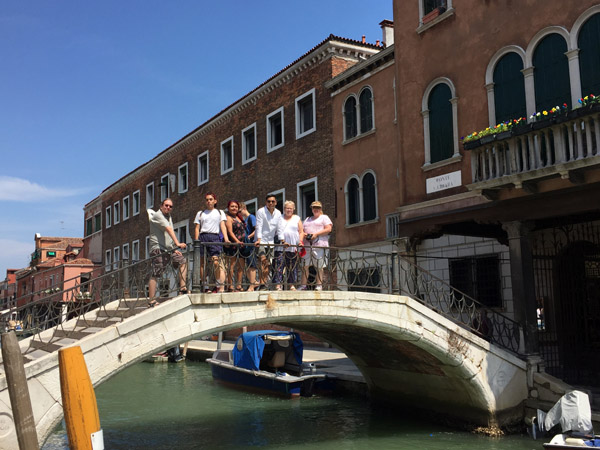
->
[426,170,462,194]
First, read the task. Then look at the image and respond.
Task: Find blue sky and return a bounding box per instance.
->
[0,1,393,276]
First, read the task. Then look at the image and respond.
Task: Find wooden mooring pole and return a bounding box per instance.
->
[1,331,39,450]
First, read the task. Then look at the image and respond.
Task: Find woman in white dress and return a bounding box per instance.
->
[273,200,304,290]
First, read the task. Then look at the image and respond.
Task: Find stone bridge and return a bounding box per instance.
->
[0,291,528,449]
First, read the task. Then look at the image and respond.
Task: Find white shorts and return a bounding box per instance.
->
[302,247,327,269]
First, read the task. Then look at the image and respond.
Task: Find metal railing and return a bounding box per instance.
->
[0,242,522,359]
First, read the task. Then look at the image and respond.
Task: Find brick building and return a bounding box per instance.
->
[83,35,382,269]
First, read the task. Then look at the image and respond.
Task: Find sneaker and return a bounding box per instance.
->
[298,285,307,291]
[315,285,323,291]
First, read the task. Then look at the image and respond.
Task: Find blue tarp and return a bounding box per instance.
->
[232,330,303,371]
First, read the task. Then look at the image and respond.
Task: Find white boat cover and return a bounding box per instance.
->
[537,390,593,434]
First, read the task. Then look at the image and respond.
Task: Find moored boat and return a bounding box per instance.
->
[206,330,326,397]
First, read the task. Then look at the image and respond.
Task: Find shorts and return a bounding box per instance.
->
[258,244,274,261]
[199,233,222,257]
[302,246,327,269]
[151,248,186,278]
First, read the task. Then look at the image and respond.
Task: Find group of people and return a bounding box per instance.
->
[146,193,333,300]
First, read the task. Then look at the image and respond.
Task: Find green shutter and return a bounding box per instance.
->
[347,178,360,224]
[578,13,600,97]
[362,173,376,221]
[533,34,571,111]
[359,88,373,133]
[344,97,357,139]
[493,52,527,123]
[428,83,453,163]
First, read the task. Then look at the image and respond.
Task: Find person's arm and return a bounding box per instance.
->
[276,216,286,245]
[255,209,263,245]
[220,218,230,243]
[298,219,305,245]
[225,217,241,244]
[194,223,200,240]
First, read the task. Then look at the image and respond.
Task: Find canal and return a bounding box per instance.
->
[43,361,539,449]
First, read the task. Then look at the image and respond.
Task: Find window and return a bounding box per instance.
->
[419,0,453,28]
[146,182,154,209]
[197,151,209,185]
[221,137,234,174]
[244,198,257,215]
[268,188,285,214]
[267,107,284,152]
[347,267,381,293]
[295,88,316,138]
[178,163,188,194]
[122,196,130,221]
[122,243,130,261]
[113,247,120,271]
[242,124,257,164]
[160,174,170,202]
[113,202,120,225]
[423,0,446,15]
[578,13,600,97]
[493,52,526,123]
[428,83,453,163]
[344,96,358,140]
[132,190,140,216]
[145,236,150,259]
[174,220,190,246]
[132,240,140,261]
[297,178,317,220]
[94,213,101,232]
[449,255,502,308]
[105,206,111,229]
[105,250,112,272]
[533,33,571,111]
[345,171,378,225]
[359,87,374,133]
[85,217,93,237]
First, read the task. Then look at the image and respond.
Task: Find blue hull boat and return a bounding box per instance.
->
[206,330,326,398]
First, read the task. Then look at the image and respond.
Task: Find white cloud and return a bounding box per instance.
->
[0,176,82,202]
[0,238,31,275]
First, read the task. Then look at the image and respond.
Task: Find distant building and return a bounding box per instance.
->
[0,269,17,311]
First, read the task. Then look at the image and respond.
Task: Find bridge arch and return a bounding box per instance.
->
[0,291,527,449]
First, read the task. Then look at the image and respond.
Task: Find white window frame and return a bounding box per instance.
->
[267,188,285,214]
[295,88,317,139]
[122,243,130,261]
[241,123,257,164]
[221,136,234,175]
[160,173,170,202]
[173,219,191,246]
[146,182,154,209]
[178,162,189,194]
[197,151,209,186]
[105,250,112,272]
[113,247,120,271]
[243,197,258,216]
[122,195,130,221]
[296,176,318,220]
[105,206,112,229]
[132,239,140,261]
[418,0,454,32]
[266,107,285,153]
[132,190,140,216]
[113,202,120,225]
[145,236,150,259]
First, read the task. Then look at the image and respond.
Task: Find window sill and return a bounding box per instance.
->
[342,128,376,146]
[267,143,284,154]
[345,218,379,229]
[421,154,462,172]
[417,7,455,34]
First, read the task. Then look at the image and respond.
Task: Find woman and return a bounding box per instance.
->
[273,200,304,290]
[224,200,248,292]
[300,201,332,291]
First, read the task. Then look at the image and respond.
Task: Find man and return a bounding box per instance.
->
[239,202,258,291]
[148,198,188,304]
[254,194,282,289]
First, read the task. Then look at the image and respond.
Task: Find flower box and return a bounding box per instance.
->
[496,130,512,141]
[463,139,481,150]
[531,117,555,130]
[422,6,446,24]
[480,134,495,144]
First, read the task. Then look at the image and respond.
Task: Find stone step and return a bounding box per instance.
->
[96,308,146,319]
[28,340,63,354]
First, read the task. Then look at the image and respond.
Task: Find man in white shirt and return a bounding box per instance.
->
[254,194,282,289]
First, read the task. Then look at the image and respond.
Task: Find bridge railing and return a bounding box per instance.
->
[0,242,522,357]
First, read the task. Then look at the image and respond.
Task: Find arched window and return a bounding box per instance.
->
[578,13,600,97]
[359,88,374,133]
[347,178,360,225]
[533,34,571,111]
[362,172,377,221]
[493,52,526,123]
[344,96,357,140]
[428,83,453,163]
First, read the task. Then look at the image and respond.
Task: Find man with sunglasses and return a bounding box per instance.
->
[148,198,188,304]
[254,194,282,290]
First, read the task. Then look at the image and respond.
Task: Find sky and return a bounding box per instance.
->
[0,1,393,277]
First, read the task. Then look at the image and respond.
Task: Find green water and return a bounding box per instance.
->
[43,362,540,449]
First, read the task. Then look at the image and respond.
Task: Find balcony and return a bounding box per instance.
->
[466,108,600,191]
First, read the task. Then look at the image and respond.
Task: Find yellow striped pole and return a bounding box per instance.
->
[58,346,103,450]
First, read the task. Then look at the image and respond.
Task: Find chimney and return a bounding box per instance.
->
[380,20,394,47]
[362,35,366,44]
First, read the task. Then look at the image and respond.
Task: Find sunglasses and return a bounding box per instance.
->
[163,204,173,209]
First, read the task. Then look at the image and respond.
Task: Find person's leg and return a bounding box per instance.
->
[235,257,244,290]
[259,253,269,286]
[149,278,157,299]
[273,251,284,289]
[214,256,226,292]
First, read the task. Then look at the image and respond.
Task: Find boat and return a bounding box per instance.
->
[206,330,326,398]
[527,390,599,448]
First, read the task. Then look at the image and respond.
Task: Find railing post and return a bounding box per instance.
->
[192,240,202,293]
[122,258,130,297]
